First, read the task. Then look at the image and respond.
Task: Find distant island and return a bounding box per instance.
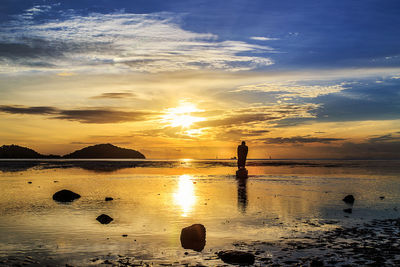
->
[63,144,145,159]
[0,144,61,159]
[0,144,145,159]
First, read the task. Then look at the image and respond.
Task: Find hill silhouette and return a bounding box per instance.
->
[63,143,145,159]
[0,144,145,159]
[0,144,60,158]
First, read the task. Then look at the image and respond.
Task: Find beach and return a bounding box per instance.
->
[1,159,400,266]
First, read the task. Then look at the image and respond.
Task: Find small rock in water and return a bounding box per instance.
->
[342,195,355,204]
[343,208,352,213]
[105,197,113,201]
[309,258,324,267]
[96,214,113,224]
[218,250,255,265]
[52,189,81,202]
[180,224,206,252]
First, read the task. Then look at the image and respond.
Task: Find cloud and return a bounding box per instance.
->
[133,126,201,140]
[0,105,155,123]
[213,128,271,141]
[232,82,347,98]
[0,105,57,114]
[53,109,153,124]
[368,133,400,143]
[0,9,275,74]
[17,5,53,20]
[195,113,279,128]
[193,103,320,129]
[261,136,345,144]
[250,36,279,41]
[0,41,62,59]
[90,92,136,99]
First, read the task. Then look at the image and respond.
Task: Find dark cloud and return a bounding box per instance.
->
[54,109,151,123]
[368,133,400,143]
[90,92,136,99]
[0,105,57,114]
[262,136,345,144]
[0,105,154,123]
[0,38,117,69]
[0,41,62,59]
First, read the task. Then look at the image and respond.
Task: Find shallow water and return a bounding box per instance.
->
[0,159,399,265]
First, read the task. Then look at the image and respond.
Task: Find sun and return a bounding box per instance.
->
[162,102,205,128]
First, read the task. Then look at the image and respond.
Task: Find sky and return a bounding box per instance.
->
[0,0,400,159]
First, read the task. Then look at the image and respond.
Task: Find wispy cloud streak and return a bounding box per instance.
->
[0,105,155,123]
[0,8,275,74]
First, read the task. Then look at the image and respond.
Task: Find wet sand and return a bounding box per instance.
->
[1,217,400,266]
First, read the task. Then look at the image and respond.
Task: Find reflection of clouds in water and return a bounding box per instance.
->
[173,175,196,217]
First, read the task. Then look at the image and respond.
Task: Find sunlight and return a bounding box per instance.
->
[162,102,205,128]
[184,128,203,137]
[173,174,196,217]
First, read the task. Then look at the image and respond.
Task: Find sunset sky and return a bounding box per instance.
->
[0,0,399,159]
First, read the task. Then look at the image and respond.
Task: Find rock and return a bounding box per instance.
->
[343,208,352,213]
[309,259,324,267]
[380,196,385,200]
[218,250,255,265]
[180,224,206,252]
[96,214,113,224]
[52,190,81,202]
[342,195,355,204]
[105,197,113,201]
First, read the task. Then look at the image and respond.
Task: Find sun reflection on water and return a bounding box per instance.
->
[173,174,196,217]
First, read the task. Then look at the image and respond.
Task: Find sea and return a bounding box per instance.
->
[0,159,399,265]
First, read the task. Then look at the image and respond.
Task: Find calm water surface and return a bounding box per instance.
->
[0,159,399,265]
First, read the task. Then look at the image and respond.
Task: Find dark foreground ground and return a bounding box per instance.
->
[1,217,399,266]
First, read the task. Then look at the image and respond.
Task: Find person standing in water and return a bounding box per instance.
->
[237,141,248,169]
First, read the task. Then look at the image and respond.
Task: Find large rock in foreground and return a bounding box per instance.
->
[96,214,113,224]
[218,250,255,265]
[180,224,206,252]
[343,195,355,204]
[52,189,81,202]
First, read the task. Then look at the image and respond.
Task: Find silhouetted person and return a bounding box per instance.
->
[237,177,248,213]
[237,141,248,169]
